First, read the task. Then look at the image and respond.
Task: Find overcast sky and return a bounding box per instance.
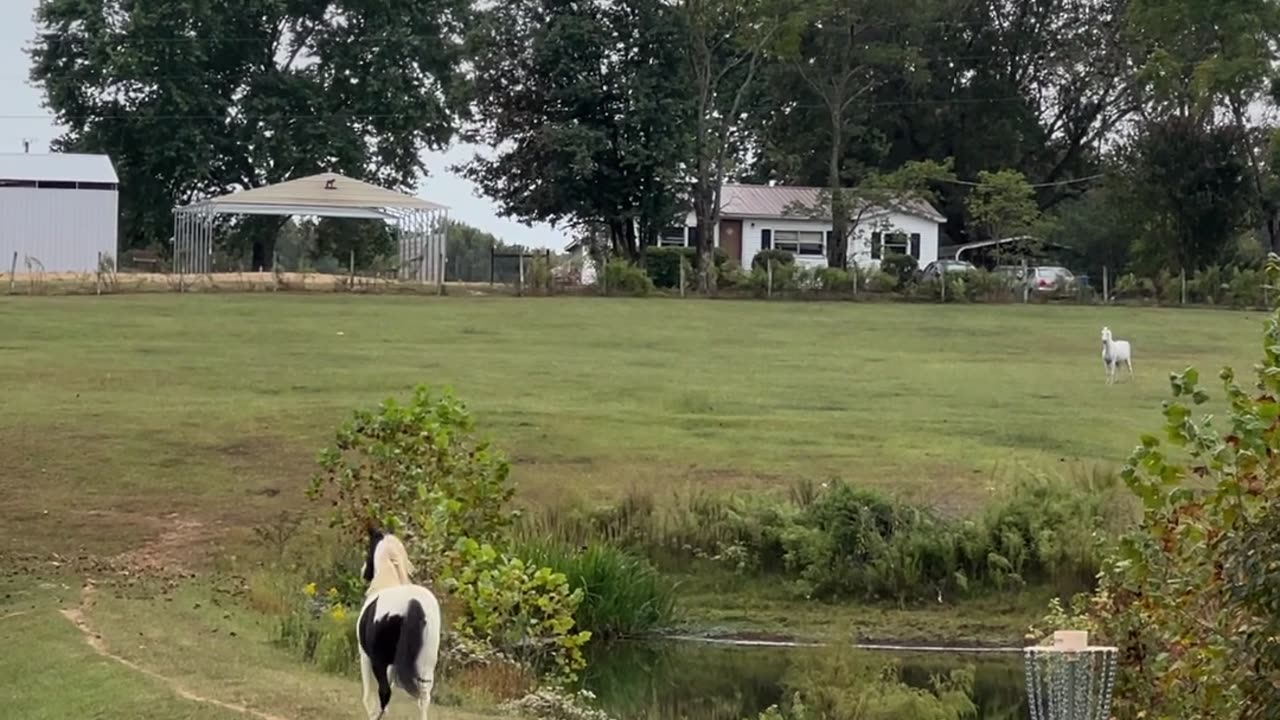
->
[0,0,564,249]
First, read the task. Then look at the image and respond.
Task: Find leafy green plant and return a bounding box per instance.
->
[1032,255,1280,719]
[751,248,796,271]
[514,540,678,640]
[748,650,977,720]
[441,538,592,682]
[879,253,918,287]
[643,247,728,289]
[817,267,855,293]
[601,261,654,296]
[306,385,514,578]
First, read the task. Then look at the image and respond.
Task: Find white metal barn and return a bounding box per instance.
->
[0,153,119,273]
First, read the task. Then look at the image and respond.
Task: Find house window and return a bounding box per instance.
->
[659,227,688,247]
[870,231,922,259]
[773,230,825,257]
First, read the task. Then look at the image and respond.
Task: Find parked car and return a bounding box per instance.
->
[920,259,976,281]
[1031,265,1075,292]
[993,265,1028,282]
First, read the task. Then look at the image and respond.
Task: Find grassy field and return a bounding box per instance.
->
[0,294,1267,718]
[0,293,1265,559]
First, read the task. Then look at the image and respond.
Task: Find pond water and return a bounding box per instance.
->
[582,641,1027,720]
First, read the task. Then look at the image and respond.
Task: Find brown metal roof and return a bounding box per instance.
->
[720,183,945,223]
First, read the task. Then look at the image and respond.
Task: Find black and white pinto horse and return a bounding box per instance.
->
[358,528,442,720]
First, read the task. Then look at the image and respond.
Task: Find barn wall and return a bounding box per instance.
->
[0,188,119,273]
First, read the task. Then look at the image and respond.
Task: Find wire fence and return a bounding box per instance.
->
[1,249,1272,311]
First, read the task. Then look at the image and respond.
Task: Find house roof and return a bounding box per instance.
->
[182,172,447,219]
[720,183,946,224]
[0,152,119,184]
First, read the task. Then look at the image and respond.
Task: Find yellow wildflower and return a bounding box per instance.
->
[326,587,339,600]
[330,605,348,622]
[303,582,317,597]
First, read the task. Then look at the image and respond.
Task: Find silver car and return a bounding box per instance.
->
[921,259,976,281]
[1031,266,1075,292]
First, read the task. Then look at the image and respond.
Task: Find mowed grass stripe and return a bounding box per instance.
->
[0,294,1265,555]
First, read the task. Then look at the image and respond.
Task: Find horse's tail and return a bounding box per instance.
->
[393,599,427,698]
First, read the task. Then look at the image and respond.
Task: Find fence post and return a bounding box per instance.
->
[1021,259,1029,304]
[7,251,15,294]
[1103,266,1109,304]
[852,262,859,298]
[518,251,525,297]
[1181,268,1187,306]
[940,269,947,303]
[602,260,608,297]
[96,251,102,295]
[273,250,280,292]
[767,260,774,298]
[489,245,496,286]
[679,259,686,298]
[349,250,356,292]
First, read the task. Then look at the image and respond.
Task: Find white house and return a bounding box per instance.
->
[0,153,120,273]
[664,183,946,269]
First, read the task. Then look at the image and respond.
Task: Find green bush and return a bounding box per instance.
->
[1228,266,1265,307]
[879,253,918,287]
[718,260,749,289]
[642,247,731,289]
[601,261,654,296]
[751,249,796,270]
[441,538,592,682]
[1033,262,1280,718]
[816,267,854,293]
[750,651,976,720]
[307,385,515,578]
[514,540,677,640]
[862,270,900,294]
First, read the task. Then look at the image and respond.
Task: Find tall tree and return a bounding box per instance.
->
[681,0,783,291]
[771,0,926,268]
[461,0,689,263]
[30,0,470,266]
[1126,0,1280,251]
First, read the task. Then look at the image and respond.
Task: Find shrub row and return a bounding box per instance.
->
[522,471,1131,604]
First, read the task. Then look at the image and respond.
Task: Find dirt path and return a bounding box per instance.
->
[60,583,292,720]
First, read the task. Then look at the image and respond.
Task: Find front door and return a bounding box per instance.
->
[718,219,743,264]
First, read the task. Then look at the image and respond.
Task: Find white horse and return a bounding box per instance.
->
[1101,326,1134,385]
[358,528,441,720]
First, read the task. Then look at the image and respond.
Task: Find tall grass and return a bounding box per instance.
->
[519,469,1134,604]
[514,539,678,640]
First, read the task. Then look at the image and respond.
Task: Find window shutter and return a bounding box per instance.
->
[761,229,772,250]
[871,232,882,260]
[688,226,700,247]
[910,233,921,259]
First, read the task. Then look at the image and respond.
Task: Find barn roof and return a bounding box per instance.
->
[720,183,946,224]
[0,153,118,184]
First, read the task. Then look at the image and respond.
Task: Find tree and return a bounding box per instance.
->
[771,0,927,268]
[460,0,689,263]
[1126,0,1280,251]
[1123,118,1251,273]
[681,0,784,291]
[786,158,955,266]
[966,169,1053,241]
[30,0,470,265]
[446,221,509,282]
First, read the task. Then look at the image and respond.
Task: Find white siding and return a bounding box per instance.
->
[681,210,941,269]
[0,187,119,272]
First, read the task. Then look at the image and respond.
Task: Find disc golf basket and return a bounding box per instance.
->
[1024,631,1118,720]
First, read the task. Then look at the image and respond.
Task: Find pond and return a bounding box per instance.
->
[582,640,1027,720]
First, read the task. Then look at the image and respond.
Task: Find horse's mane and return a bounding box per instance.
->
[367,533,415,595]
